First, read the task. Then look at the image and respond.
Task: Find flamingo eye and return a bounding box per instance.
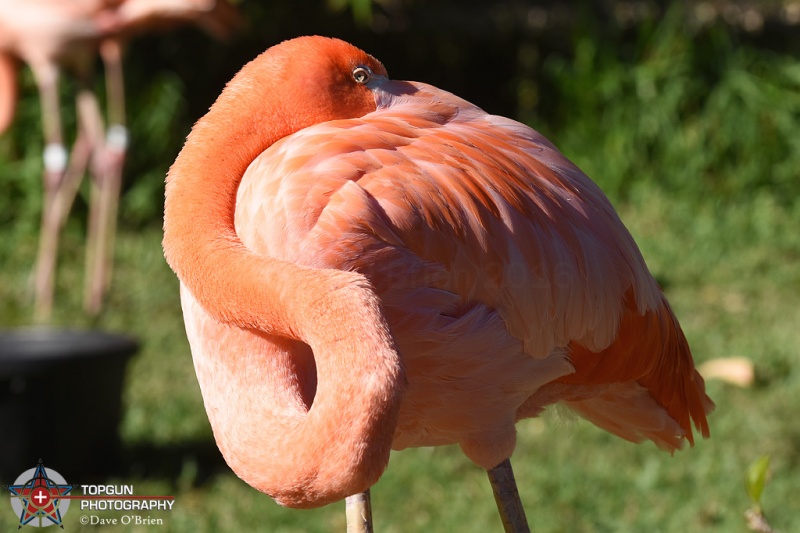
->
[352,66,371,85]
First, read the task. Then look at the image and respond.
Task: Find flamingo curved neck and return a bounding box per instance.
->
[163,45,374,339]
[163,41,406,507]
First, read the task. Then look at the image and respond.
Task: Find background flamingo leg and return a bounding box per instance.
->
[31,62,66,322]
[54,126,92,230]
[93,39,128,311]
[80,82,113,315]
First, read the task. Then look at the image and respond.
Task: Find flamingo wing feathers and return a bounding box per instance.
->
[231,80,712,464]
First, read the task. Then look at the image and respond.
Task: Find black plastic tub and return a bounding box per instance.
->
[0,329,138,481]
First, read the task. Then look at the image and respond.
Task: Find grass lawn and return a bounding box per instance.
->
[0,184,797,532]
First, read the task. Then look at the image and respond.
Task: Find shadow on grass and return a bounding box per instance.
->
[114,439,230,487]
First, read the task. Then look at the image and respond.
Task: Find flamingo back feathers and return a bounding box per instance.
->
[233,79,712,460]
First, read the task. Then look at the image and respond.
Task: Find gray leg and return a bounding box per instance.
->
[487,459,530,533]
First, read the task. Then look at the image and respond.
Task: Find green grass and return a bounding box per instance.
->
[2,9,799,531]
[0,194,798,532]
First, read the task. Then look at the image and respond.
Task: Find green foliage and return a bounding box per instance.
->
[0,70,48,232]
[538,9,800,206]
[122,71,187,226]
[745,455,770,509]
[327,0,373,25]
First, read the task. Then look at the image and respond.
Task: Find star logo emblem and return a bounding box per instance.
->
[3,460,76,529]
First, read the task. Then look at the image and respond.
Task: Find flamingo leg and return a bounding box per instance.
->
[101,39,125,128]
[487,459,530,533]
[30,61,67,322]
[84,38,127,315]
[80,82,111,315]
[345,490,373,533]
[56,52,108,234]
[54,126,92,230]
[100,39,127,300]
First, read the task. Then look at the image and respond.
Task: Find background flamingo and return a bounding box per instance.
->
[0,0,117,320]
[163,36,714,532]
[0,51,16,134]
[80,0,241,314]
[0,0,240,319]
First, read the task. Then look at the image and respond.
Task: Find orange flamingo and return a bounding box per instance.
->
[0,0,239,318]
[163,36,714,532]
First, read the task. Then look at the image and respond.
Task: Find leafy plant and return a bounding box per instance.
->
[537,7,800,206]
[745,455,770,510]
[744,455,777,533]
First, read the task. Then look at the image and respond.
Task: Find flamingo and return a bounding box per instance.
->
[110,0,241,40]
[80,0,241,314]
[0,50,16,134]
[163,36,714,532]
[0,0,239,318]
[0,0,118,320]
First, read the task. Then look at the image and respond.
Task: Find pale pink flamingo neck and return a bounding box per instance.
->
[162,36,406,506]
